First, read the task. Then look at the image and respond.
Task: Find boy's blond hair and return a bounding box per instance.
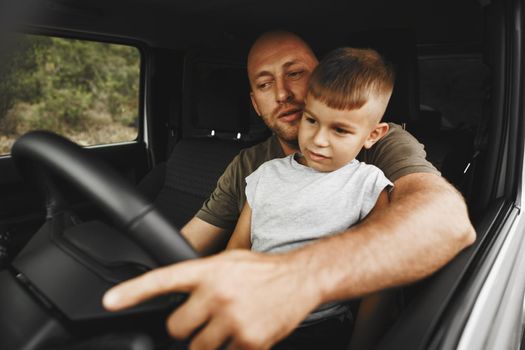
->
[308,47,395,112]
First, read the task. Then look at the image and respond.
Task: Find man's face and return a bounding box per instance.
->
[248,37,318,146]
[298,95,387,172]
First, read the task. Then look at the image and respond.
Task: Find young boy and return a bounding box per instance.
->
[227,47,395,349]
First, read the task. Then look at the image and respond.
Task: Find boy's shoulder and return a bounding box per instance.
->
[254,154,293,173]
[351,160,393,190]
[354,160,385,173]
[343,159,385,176]
[347,160,391,186]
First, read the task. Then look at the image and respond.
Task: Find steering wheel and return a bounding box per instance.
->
[11,130,199,265]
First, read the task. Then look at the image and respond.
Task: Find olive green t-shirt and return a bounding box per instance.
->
[196,123,440,230]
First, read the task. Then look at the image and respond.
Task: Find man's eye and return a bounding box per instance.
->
[288,70,304,79]
[257,82,272,90]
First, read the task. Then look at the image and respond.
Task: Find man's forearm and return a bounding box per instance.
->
[290,173,476,302]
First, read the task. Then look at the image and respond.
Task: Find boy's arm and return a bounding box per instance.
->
[348,187,393,350]
[226,203,252,250]
[181,218,230,255]
[369,188,389,216]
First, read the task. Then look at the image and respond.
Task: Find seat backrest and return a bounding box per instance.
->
[142,51,269,228]
[181,50,270,142]
[153,138,245,227]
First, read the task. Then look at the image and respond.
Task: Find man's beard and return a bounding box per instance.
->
[260,103,302,148]
[270,118,298,142]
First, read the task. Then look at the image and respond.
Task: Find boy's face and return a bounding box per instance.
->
[298,95,389,172]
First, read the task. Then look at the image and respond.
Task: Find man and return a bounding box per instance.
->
[104,31,476,350]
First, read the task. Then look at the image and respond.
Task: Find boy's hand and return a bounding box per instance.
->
[103,250,321,350]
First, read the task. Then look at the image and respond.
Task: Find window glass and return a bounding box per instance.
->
[0,34,140,155]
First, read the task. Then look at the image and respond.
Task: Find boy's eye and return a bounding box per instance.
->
[335,127,350,134]
[305,116,316,124]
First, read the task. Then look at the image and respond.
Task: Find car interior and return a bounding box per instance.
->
[0,0,523,349]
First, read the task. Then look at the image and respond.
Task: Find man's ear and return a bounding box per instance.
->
[250,92,261,116]
[363,122,389,149]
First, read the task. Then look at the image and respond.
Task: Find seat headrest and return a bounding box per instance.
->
[340,29,419,124]
[182,51,270,141]
[182,30,418,141]
[196,67,250,132]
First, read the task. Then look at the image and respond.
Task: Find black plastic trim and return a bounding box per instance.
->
[11,131,198,265]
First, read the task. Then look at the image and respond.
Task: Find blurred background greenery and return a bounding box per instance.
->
[0,35,140,154]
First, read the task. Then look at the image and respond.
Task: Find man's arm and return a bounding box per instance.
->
[226,203,252,250]
[297,173,475,300]
[104,172,475,349]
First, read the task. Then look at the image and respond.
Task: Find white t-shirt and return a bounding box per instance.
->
[245,154,392,324]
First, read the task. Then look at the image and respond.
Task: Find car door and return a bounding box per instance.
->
[0,32,151,266]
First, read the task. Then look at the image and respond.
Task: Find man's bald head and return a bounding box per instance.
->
[247,31,317,76]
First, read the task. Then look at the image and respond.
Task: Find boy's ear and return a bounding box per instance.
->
[363,122,389,149]
[250,92,261,116]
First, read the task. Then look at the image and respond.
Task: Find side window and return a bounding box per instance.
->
[0,34,140,155]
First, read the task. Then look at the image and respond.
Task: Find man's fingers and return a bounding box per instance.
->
[103,261,205,311]
[166,290,212,339]
[186,315,230,350]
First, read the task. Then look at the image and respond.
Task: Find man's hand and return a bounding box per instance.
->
[103,250,321,350]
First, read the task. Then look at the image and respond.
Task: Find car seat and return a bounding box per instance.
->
[138,51,269,228]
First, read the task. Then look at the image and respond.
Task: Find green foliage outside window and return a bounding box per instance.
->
[0,35,140,154]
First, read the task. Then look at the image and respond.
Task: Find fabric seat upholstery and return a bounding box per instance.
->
[152,139,245,228]
[139,52,268,228]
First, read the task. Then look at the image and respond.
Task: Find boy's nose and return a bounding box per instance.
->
[312,129,330,147]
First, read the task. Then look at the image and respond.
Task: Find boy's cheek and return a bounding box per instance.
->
[297,129,307,151]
